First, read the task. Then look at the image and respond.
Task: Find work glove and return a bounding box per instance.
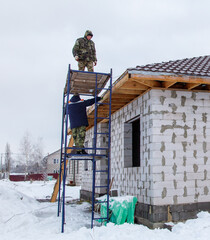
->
[94,61,97,66]
[75,56,79,61]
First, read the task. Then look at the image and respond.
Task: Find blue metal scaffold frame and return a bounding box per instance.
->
[57,65,112,232]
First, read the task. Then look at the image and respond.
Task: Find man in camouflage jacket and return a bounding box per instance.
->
[72,30,97,72]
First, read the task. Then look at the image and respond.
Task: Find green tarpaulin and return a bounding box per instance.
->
[99,196,137,225]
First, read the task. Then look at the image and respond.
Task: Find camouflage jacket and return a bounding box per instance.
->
[72,30,97,62]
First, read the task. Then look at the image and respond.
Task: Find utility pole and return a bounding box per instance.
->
[1,153,3,171]
[0,154,1,179]
[0,154,2,171]
[0,153,4,179]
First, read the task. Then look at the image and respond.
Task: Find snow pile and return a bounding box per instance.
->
[4,180,80,200]
[0,179,210,240]
[98,194,136,203]
[0,180,40,223]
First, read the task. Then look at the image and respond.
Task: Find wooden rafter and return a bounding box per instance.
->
[163,81,177,88]
[186,83,201,90]
[119,81,150,90]
[130,77,162,88]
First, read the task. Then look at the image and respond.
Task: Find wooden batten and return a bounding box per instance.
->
[130,73,210,84]
[114,88,144,95]
[111,93,139,99]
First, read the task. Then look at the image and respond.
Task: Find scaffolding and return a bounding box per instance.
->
[57,65,112,232]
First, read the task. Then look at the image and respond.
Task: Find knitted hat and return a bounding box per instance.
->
[70,94,81,102]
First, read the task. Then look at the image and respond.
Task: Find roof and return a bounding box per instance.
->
[85,55,210,129]
[128,55,210,77]
[43,149,60,159]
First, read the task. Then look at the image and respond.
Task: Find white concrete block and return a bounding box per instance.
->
[151,196,174,205]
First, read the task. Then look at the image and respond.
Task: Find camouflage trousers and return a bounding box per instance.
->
[78,60,94,72]
[72,126,86,148]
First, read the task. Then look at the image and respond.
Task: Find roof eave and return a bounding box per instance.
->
[128,69,210,84]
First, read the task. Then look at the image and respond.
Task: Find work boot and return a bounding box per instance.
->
[71,149,78,154]
[81,149,88,154]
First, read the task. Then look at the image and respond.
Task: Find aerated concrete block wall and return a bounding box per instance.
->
[150,89,210,206]
[111,89,210,207]
[111,91,150,203]
[80,122,109,200]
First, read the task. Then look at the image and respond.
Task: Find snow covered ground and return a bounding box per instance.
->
[1,179,210,240]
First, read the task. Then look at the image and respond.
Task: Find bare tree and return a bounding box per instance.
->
[19,133,46,177]
[0,153,4,179]
[30,137,44,173]
[32,138,43,162]
[5,143,12,178]
[19,131,33,180]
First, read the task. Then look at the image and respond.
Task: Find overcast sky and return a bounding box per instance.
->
[0,0,210,158]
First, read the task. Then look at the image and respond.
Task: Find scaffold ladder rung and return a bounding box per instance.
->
[95,185,108,188]
[95,200,108,204]
[95,170,108,173]
[96,117,110,120]
[96,132,109,135]
[93,217,108,220]
[97,102,110,105]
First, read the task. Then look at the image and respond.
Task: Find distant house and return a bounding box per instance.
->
[69,55,210,227]
[44,149,60,174]
[45,149,82,185]
[9,150,61,181]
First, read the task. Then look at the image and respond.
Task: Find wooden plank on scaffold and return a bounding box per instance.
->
[50,135,74,202]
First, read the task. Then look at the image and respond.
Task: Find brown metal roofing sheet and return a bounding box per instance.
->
[129,55,210,77]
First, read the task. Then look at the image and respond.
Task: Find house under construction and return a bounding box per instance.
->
[68,55,210,228]
[55,55,210,230]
